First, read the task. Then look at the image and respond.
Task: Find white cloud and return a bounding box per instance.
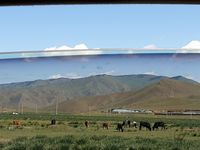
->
[143,71,157,76]
[180,40,200,53]
[49,74,65,79]
[17,40,200,60]
[143,44,159,49]
[185,75,194,80]
[49,73,82,79]
[20,43,103,58]
[182,40,200,49]
[44,43,88,51]
[44,43,103,56]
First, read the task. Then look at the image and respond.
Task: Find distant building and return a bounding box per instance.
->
[111,108,153,114]
[154,109,200,115]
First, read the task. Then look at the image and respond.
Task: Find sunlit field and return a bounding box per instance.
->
[0,113,199,150]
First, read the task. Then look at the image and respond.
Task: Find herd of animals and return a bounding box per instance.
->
[85,120,166,132]
[11,119,166,132]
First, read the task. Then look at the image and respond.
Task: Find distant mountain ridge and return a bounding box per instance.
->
[46,78,200,113]
[0,74,199,111]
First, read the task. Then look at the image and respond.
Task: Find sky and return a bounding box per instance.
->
[0,4,200,53]
[0,4,200,84]
[0,54,200,84]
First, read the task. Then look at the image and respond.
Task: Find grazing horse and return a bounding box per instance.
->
[123,120,131,128]
[117,123,124,132]
[127,120,131,128]
[102,123,109,129]
[85,120,89,128]
[13,120,21,128]
[51,119,56,125]
[13,120,21,126]
[123,120,137,128]
[153,121,165,130]
[139,121,151,131]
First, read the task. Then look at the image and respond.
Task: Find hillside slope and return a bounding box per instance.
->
[45,78,200,113]
[0,74,199,110]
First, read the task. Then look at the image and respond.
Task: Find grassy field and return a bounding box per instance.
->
[0,113,200,150]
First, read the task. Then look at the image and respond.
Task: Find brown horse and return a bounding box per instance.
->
[102,123,109,129]
[13,120,21,126]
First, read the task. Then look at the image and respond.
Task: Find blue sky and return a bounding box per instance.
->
[0,4,200,52]
[0,5,200,84]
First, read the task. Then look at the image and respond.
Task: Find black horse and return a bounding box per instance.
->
[127,120,131,128]
[123,120,131,128]
[117,123,124,132]
[139,121,151,131]
[51,119,56,125]
[123,120,137,128]
[85,120,89,128]
[152,121,165,130]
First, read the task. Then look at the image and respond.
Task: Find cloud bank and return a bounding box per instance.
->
[179,40,200,53]
[44,43,88,51]
[3,40,200,60]
[49,70,115,80]
[49,73,82,79]
[182,40,200,49]
[43,43,103,56]
[20,43,103,58]
[143,71,157,76]
[49,74,65,79]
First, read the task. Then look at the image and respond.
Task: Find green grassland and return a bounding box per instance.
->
[0,113,200,150]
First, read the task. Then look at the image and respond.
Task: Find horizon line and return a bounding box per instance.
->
[0,73,198,85]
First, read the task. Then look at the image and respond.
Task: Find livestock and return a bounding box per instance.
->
[117,123,124,132]
[102,122,109,129]
[13,120,21,126]
[127,120,131,128]
[51,119,56,125]
[139,121,151,131]
[85,120,89,128]
[152,121,165,130]
[132,121,137,128]
[122,120,131,128]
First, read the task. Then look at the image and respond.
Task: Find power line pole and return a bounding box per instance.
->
[21,102,24,114]
[18,102,20,113]
[55,95,58,115]
[35,104,38,113]
[0,105,3,113]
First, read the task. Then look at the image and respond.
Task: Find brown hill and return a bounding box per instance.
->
[45,79,200,113]
[120,78,200,110]
[0,74,175,109]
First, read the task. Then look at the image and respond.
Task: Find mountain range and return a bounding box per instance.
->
[0,74,199,113]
